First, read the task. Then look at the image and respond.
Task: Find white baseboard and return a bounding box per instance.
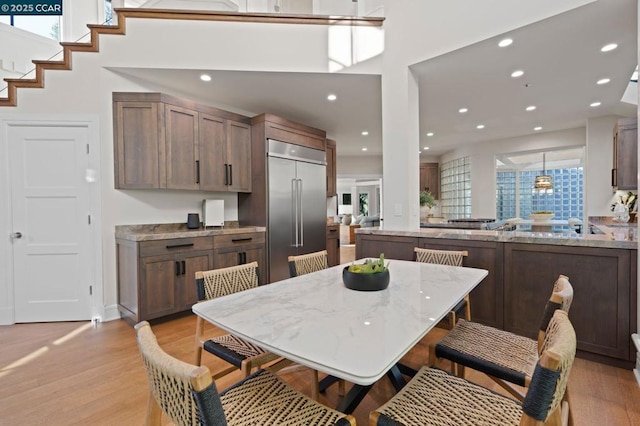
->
[0,306,13,325]
[102,304,121,322]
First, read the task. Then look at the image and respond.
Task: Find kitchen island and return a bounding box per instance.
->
[116,223,266,324]
[355,227,637,368]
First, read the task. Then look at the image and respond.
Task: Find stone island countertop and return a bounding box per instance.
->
[355,226,637,249]
[115,223,266,242]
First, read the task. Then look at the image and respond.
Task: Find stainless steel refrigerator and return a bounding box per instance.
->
[267,139,326,283]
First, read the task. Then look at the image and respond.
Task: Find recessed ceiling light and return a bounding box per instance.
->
[200,74,212,82]
[590,102,601,107]
[327,94,337,101]
[597,78,611,85]
[423,146,430,150]
[601,43,618,52]
[511,70,524,78]
[458,108,468,113]
[476,124,485,129]
[362,147,368,151]
[526,105,536,111]
[498,38,513,47]
[426,132,434,137]
[361,131,369,136]
[534,126,543,131]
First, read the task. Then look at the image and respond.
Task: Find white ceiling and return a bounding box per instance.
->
[111,0,637,159]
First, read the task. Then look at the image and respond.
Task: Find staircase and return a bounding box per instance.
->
[0,8,383,107]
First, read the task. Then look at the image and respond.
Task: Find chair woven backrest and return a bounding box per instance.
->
[288,250,329,277]
[135,321,226,426]
[522,309,576,423]
[537,275,574,350]
[196,262,259,301]
[414,247,468,266]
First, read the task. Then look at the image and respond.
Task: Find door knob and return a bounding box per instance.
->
[10,232,22,239]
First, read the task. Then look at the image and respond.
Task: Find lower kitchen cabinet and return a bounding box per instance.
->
[418,239,504,330]
[356,234,418,261]
[504,243,633,364]
[326,224,340,266]
[213,232,266,283]
[117,236,214,324]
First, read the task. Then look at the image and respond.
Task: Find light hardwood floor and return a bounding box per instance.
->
[0,246,637,425]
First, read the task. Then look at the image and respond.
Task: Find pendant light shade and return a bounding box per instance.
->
[534,153,553,191]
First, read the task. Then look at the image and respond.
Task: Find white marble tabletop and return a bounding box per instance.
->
[192,259,488,386]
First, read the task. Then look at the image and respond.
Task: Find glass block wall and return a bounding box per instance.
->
[496,167,583,221]
[440,157,471,219]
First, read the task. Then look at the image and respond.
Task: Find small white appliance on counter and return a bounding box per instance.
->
[202,199,224,228]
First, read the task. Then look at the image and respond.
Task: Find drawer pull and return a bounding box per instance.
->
[231,238,253,243]
[166,243,195,249]
[329,229,337,233]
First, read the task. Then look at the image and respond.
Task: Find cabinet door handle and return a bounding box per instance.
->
[612,168,617,187]
[231,237,253,243]
[237,252,242,264]
[241,252,247,264]
[181,260,186,275]
[175,261,181,276]
[224,163,228,185]
[166,243,194,249]
[228,164,233,186]
[196,160,200,184]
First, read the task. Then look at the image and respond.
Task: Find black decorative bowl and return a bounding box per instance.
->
[342,266,390,291]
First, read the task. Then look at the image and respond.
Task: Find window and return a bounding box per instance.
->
[359,193,369,216]
[440,157,471,219]
[1,15,60,40]
[496,147,584,223]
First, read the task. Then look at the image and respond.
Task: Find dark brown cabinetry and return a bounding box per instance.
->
[419,239,504,330]
[116,231,266,324]
[326,224,340,266]
[326,138,337,197]
[503,244,632,363]
[354,232,637,367]
[612,117,637,191]
[116,236,214,324]
[113,92,252,192]
[212,232,266,283]
[356,234,418,261]
[420,162,439,199]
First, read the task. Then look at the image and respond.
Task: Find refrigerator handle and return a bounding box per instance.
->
[298,178,304,247]
[291,178,298,247]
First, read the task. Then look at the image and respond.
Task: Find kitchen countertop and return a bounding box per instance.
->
[356,226,638,249]
[115,223,266,242]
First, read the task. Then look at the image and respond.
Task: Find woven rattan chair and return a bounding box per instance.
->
[288,249,345,399]
[370,309,576,426]
[135,321,356,426]
[288,250,329,277]
[194,262,279,379]
[430,274,574,401]
[414,247,470,328]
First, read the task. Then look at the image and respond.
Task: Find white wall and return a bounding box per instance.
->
[0,23,61,77]
[336,155,382,178]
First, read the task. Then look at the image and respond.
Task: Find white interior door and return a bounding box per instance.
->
[9,124,92,322]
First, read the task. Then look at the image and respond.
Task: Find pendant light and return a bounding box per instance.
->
[534,152,553,191]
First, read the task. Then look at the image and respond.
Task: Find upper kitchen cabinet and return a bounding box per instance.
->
[113,92,252,192]
[612,117,637,191]
[326,138,337,197]
[113,100,165,189]
[198,116,252,192]
[420,162,439,199]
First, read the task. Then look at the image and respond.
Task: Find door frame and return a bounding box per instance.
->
[0,114,103,325]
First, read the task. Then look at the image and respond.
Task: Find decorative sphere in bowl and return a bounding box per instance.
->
[342,266,390,291]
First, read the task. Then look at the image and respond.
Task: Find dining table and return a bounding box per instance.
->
[192,258,488,413]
